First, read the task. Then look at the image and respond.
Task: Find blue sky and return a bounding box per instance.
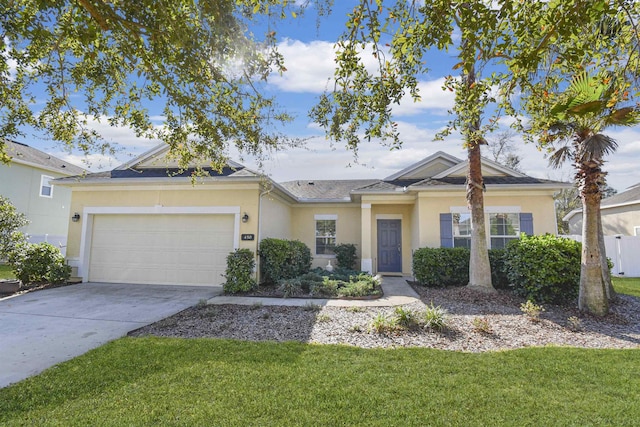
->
[21,2,640,192]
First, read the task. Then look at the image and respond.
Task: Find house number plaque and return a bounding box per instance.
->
[241,234,255,241]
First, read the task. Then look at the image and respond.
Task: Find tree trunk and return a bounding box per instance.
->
[467,141,494,291]
[579,175,609,316]
[598,209,616,301]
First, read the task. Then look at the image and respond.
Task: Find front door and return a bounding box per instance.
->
[377,219,402,272]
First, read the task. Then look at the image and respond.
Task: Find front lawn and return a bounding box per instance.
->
[612,277,640,297]
[1,338,638,426]
[0,264,15,280]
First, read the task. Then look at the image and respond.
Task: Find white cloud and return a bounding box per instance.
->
[391,78,455,116]
[268,39,337,93]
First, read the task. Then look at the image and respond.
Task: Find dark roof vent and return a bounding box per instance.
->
[308,181,315,185]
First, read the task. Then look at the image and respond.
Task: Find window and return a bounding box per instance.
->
[40,175,53,198]
[489,213,520,249]
[452,213,472,249]
[315,217,336,255]
[634,226,640,237]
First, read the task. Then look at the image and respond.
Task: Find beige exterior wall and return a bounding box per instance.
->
[289,204,361,269]
[260,193,292,240]
[65,184,261,263]
[415,190,558,248]
[569,204,640,236]
[0,162,72,238]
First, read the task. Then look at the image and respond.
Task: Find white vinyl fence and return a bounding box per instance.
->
[562,235,640,278]
[27,234,68,257]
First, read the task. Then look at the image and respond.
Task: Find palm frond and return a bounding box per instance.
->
[579,134,618,162]
[606,107,640,126]
[548,145,573,169]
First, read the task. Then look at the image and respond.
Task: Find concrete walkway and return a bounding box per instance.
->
[208,276,422,307]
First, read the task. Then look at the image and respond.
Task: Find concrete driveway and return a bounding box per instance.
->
[0,282,222,388]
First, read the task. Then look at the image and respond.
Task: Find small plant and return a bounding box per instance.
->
[196,299,208,308]
[303,302,321,312]
[369,312,395,333]
[567,316,583,332]
[278,279,302,298]
[261,312,271,320]
[520,300,545,322]
[348,324,364,333]
[317,313,331,323]
[250,301,263,310]
[393,306,417,329]
[472,317,492,334]
[422,302,449,331]
[346,306,366,313]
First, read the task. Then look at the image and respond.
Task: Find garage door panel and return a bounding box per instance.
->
[88,214,235,286]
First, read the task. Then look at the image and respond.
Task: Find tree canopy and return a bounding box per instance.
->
[0,0,305,168]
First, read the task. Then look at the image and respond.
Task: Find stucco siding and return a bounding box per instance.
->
[260,194,292,240]
[65,185,261,261]
[290,205,361,269]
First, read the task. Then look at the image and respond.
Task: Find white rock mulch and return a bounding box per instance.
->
[129,285,640,353]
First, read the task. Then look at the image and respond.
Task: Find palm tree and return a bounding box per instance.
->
[544,72,639,316]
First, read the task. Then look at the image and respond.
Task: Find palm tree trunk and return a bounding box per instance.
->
[467,141,493,291]
[598,209,616,300]
[579,171,609,315]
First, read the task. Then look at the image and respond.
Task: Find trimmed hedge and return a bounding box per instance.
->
[259,238,312,284]
[222,249,256,294]
[412,247,510,289]
[503,234,581,304]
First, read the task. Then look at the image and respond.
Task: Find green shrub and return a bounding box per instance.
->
[336,274,381,297]
[222,249,256,294]
[333,243,357,269]
[412,247,512,289]
[310,277,339,297]
[503,234,581,304]
[412,247,470,287]
[488,249,510,290]
[8,241,70,285]
[259,238,312,284]
[0,196,29,260]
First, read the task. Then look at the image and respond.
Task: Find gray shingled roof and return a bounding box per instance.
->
[4,140,85,175]
[602,183,640,207]
[279,179,379,200]
[412,176,564,187]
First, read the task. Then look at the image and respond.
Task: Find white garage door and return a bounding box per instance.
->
[88,214,235,286]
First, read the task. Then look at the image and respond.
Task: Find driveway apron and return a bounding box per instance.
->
[0,282,221,388]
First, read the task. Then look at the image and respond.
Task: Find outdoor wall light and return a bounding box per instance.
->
[242,213,249,223]
[72,212,81,222]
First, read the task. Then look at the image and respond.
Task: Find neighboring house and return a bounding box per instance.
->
[565,183,640,236]
[0,140,85,254]
[56,144,568,286]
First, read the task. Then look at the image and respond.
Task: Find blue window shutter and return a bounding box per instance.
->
[520,213,533,235]
[440,213,453,248]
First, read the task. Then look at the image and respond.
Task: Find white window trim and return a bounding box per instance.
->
[314,214,337,257]
[450,206,521,214]
[634,226,640,237]
[40,175,54,198]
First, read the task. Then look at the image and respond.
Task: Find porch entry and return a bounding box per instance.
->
[377,219,402,272]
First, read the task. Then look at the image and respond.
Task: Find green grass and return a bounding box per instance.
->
[0,264,15,280]
[1,338,639,426]
[612,277,640,297]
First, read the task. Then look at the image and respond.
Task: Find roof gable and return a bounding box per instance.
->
[384,151,462,180]
[116,143,244,170]
[433,157,527,179]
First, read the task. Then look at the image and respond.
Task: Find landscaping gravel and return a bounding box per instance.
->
[129,285,640,352]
